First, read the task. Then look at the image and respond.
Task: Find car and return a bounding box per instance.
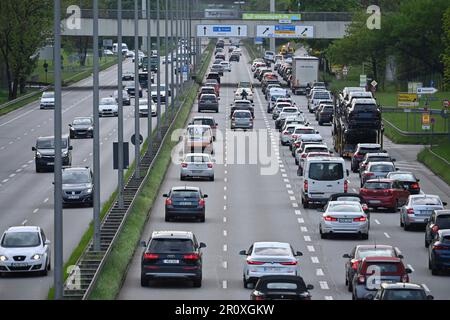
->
[121,72,134,82]
[69,117,93,139]
[113,90,131,106]
[280,124,301,146]
[351,257,412,300]
[264,50,275,63]
[360,179,410,212]
[360,161,397,187]
[251,275,313,300]
[206,72,221,84]
[234,88,254,103]
[351,143,383,172]
[189,116,218,140]
[140,231,206,287]
[343,245,403,292]
[205,79,220,96]
[319,201,369,239]
[230,100,254,118]
[138,98,157,117]
[400,194,447,231]
[275,108,301,130]
[180,153,215,181]
[39,91,55,109]
[370,283,433,300]
[425,209,450,247]
[32,135,72,172]
[150,84,169,104]
[316,104,334,125]
[103,49,114,56]
[289,127,318,150]
[214,47,224,55]
[428,229,450,275]
[183,124,214,154]
[220,61,231,72]
[198,86,217,99]
[62,167,94,207]
[0,226,51,276]
[163,186,208,222]
[264,84,282,99]
[386,171,421,195]
[229,53,240,62]
[198,94,219,113]
[232,48,242,56]
[328,193,369,214]
[295,143,329,166]
[124,81,143,98]
[240,242,303,288]
[228,46,236,53]
[231,110,253,131]
[98,97,118,117]
[297,152,332,177]
[358,153,396,176]
[210,64,224,76]
[125,50,134,58]
[291,133,323,156]
[308,90,332,113]
[237,81,253,91]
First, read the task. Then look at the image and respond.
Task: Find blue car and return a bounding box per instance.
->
[428,229,450,275]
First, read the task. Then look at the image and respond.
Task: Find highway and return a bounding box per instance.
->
[118,47,450,300]
[0,54,175,299]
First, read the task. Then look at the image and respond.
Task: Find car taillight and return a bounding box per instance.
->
[144,253,159,260]
[433,245,446,251]
[353,216,367,222]
[247,260,265,265]
[254,295,265,301]
[301,153,307,158]
[292,134,298,139]
[181,162,188,168]
[280,261,297,266]
[360,188,367,194]
[401,274,409,283]
[432,225,439,233]
[304,180,308,192]
[406,208,414,215]
[364,172,374,177]
[165,198,172,205]
[183,253,199,260]
[351,260,360,270]
[283,131,290,135]
[358,275,365,284]
[295,142,300,147]
[410,183,419,189]
[344,180,348,193]
[207,163,213,168]
[362,204,369,211]
[324,216,338,221]
[199,199,205,207]
[355,153,362,159]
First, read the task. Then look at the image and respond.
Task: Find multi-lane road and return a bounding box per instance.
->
[118,47,450,300]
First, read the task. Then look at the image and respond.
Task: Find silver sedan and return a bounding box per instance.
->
[180,153,215,181]
[240,242,303,288]
[319,201,369,239]
[400,194,447,231]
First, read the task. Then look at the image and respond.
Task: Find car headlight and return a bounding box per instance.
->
[31,254,41,260]
[0,255,8,261]
[36,151,42,158]
[88,126,94,131]
[62,150,68,156]
[86,188,92,194]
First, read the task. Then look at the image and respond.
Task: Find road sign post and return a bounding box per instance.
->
[134,0,140,179]
[117,0,124,209]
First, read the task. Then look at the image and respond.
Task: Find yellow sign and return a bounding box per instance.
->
[398,93,419,107]
[422,113,430,130]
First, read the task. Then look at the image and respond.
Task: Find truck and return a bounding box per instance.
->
[332,90,383,158]
[290,56,319,95]
[142,55,158,72]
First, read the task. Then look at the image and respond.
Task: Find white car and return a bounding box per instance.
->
[150,84,169,104]
[220,61,232,72]
[234,87,254,103]
[180,153,215,181]
[125,50,134,58]
[319,201,369,239]
[40,91,55,109]
[240,242,303,288]
[233,48,242,56]
[103,49,114,56]
[0,226,51,276]
[99,97,118,117]
[138,98,157,117]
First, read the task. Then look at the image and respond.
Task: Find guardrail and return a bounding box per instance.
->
[0,86,50,111]
[429,148,450,166]
[382,118,448,137]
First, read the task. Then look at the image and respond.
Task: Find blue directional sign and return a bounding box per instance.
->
[197,25,248,37]
[182,65,189,72]
[254,37,263,45]
[275,25,295,32]
[213,26,231,33]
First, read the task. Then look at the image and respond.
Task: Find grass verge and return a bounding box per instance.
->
[87,85,198,300]
[418,147,450,186]
[195,40,216,85]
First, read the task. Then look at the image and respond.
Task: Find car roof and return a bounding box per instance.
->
[365,153,390,158]
[438,229,450,237]
[37,134,69,140]
[73,116,92,120]
[306,156,343,162]
[356,244,394,250]
[366,178,395,183]
[328,200,362,206]
[187,124,211,129]
[191,116,214,120]
[368,161,395,166]
[435,209,450,216]
[151,231,193,240]
[304,144,328,149]
[7,226,41,233]
[171,186,200,192]
[352,98,377,104]
[357,143,381,148]
[331,193,361,199]
[409,194,440,199]
[381,282,424,290]
[201,86,215,90]
[185,153,210,157]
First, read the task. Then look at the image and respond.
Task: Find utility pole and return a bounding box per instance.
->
[117,0,124,209]
[270,0,276,53]
[164,0,169,126]
[134,0,140,179]
[147,0,153,155]
[170,0,175,120]
[53,0,63,300]
[156,0,162,140]
[175,0,180,94]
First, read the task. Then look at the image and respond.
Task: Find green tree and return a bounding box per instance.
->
[441,6,450,90]
[0,0,52,100]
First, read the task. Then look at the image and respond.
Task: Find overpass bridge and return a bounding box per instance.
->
[62,10,352,39]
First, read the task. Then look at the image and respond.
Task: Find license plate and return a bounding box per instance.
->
[11,263,28,267]
[179,202,192,206]
[163,259,179,264]
[339,218,353,223]
[68,195,79,199]
[369,200,381,204]
[419,211,431,215]
[47,162,54,165]
[264,267,280,272]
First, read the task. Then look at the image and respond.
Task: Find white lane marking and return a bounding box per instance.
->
[15,169,22,173]
[44,198,49,203]
[307,245,315,252]
[422,283,430,292]
[297,218,305,224]
[222,261,228,269]
[222,280,227,289]
[286,184,292,189]
[316,268,325,276]
[292,203,298,208]
[9,141,13,145]
[224,170,227,175]
[290,196,296,201]
[22,164,28,168]
[407,264,415,272]
[304,236,311,242]
[301,226,308,232]
[223,230,227,237]
[352,188,357,193]
[223,217,227,223]
[224,195,227,200]
[224,186,227,191]
[287,190,294,195]
[33,208,39,214]
[324,296,334,300]
[375,219,381,225]
[284,179,289,183]
[0,146,4,150]
[2,179,9,183]
[279,163,284,167]
[282,173,287,177]
[319,281,330,290]
[311,257,320,264]
[384,232,391,238]
[8,173,15,178]
[223,205,227,210]
[28,160,33,164]
[280,168,285,172]
[224,177,228,183]
[31,128,35,131]
[295,210,301,215]
[83,158,87,162]
[21,220,28,226]
[89,153,93,156]
[223,245,227,252]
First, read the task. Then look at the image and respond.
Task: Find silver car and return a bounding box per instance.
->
[400,194,447,231]
[40,91,55,109]
[99,97,118,117]
[320,201,369,239]
[180,153,215,181]
[360,161,397,187]
[0,226,51,276]
[231,110,253,130]
[240,242,303,288]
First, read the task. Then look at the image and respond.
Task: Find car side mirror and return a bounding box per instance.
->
[342,254,351,259]
[307,284,314,290]
[239,250,247,256]
[392,158,396,162]
[427,295,434,300]
[203,194,208,198]
[199,242,207,248]
[295,251,303,257]
[346,169,350,177]
[398,254,404,259]
[417,179,420,182]
[443,202,447,206]
[68,146,73,151]
[32,147,36,151]
[405,268,413,274]
[162,193,168,197]
[364,293,375,300]
[140,240,146,247]
[68,124,72,127]
[45,240,51,245]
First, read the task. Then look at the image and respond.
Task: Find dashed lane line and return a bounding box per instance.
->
[316,268,325,276]
[311,257,320,264]
[319,281,330,290]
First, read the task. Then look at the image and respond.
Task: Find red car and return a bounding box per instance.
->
[359,179,410,212]
[204,79,220,96]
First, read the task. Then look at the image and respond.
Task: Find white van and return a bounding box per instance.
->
[301,157,349,208]
[112,43,129,55]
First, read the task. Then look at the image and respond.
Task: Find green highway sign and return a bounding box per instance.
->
[243,13,301,21]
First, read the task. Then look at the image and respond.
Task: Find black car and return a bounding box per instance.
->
[61,167,93,207]
[198,94,219,113]
[163,186,207,222]
[351,143,383,172]
[32,135,72,172]
[69,117,93,139]
[229,53,240,62]
[425,209,450,247]
[371,283,433,300]
[140,231,206,287]
[250,275,313,301]
[386,171,420,195]
[317,104,334,125]
[206,72,221,84]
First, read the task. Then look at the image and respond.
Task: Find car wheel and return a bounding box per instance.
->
[165,215,171,222]
[425,238,429,248]
[47,259,51,271]
[209,175,214,182]
[348,279,353,292]
[41,265,48,276]
[352,293,356,300]
[193,278,202,288]
[431,267,439,276]
[180,175,185,181]
[400,216,404,227]
[302,198,309,209]
[428,258,432,270]
[295,159,299,165]
[403,222,410,231]
[141,275,149,287]
[243,276,249,289]
[361,233,369,240]
[36,167,42,173]
[320,232,327,239]
[199,214,205,222]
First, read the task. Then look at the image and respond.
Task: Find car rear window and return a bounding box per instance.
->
[328,204,362,213]
[383,290,426,300]
[171,191,199,198]
[364,182,391,189]
[148,239,194,253]
[305,147,328,153]
[367,156,390,162]
[186,155,209,163]
[322,106,333,112]
[371,164,394,172]
[359,147,381,154]
[388,173,415,181]
[335,196,361,202]
[295,128,315,134]
[266,282,298,290]
[357,249,396,259]
[309,163,344,181]
[365,262,401,274]
[412,197,441,205]
[436,215,450,229]
[254,247,291,256]
[234,111,251,118]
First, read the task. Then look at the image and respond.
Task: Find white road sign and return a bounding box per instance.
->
[256,25,314,38]
[416,87,438,94]
[196,25,248,37]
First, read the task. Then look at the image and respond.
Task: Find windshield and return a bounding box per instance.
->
[73,118,92,125]
[148,239,194,253]
[309,163,344,181]
[328,204,362,212]
[253,246,291,256]
[234,111,251,118]
[1,232,40,248]
[371,164,395,172]
[364,182,391,189]
[37,138,67,149]
[42,92,54,98]
[62,170,91,184]
[412,197,441,205]
[100,98,115,105]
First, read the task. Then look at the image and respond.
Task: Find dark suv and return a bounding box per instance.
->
[351,143,382,173]
[198,94,219,113]
[425,209,450,247]
[62,167,93,207]
[32,136,72,172]
[206,72,221,85]
[140,231,206,287]
[163,186,208,222]
[69,117,94,139]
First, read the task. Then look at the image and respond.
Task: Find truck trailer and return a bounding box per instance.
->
[290,56,319,95]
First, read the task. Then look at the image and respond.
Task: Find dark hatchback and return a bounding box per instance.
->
[69,117,93,139]
[251,275,314,301]
[163,187,207,222]
[198,94,219,113]
[229,53,240,62]
[61,167,93,207]
[386,171,421,195]
[425,209,450,247]
[428,229,450,275]
[32,136,72,172]
[351,144,382,172]
[140,231,206,287]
